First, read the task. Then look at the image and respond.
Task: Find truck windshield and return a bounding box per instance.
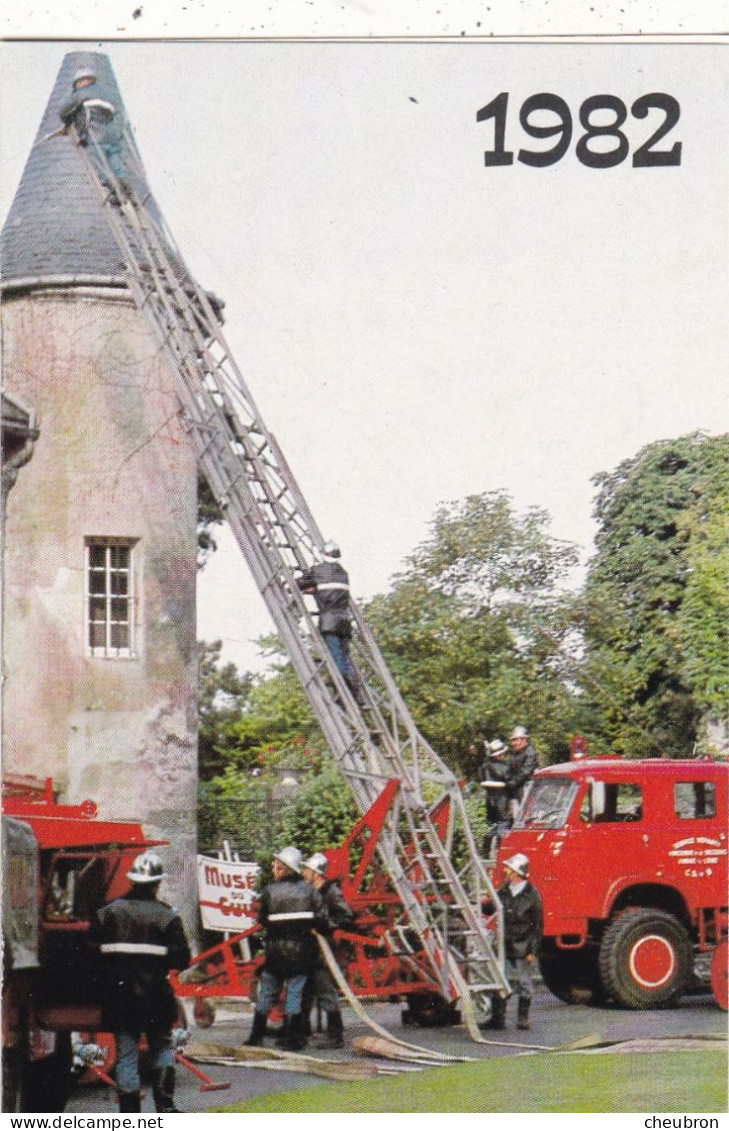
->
[514,777,578,829]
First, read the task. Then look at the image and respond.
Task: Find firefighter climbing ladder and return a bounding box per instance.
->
[70,122,511,1029]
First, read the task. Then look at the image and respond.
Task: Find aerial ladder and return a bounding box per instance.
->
[67,111,511,1033]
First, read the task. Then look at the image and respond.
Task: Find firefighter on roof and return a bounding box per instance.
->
[506,725,539,819]
[91,851,191,1113]
[479,738,511,857]
[59,65,130,200]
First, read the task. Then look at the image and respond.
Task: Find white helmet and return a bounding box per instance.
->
[73,66,97,85]
[510,725,529,740]
[323,540,341,559]
[489,739,508,758]
[503,853,530,879]
[303,852,328,878]
[126,851,166,884]
[275,846,302,875]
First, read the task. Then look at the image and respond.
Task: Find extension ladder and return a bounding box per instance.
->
[69,116,510,1022]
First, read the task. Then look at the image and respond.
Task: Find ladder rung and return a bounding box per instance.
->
[76,131,507,1022]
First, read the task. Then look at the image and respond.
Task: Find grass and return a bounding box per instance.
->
[213,1051,728,1113]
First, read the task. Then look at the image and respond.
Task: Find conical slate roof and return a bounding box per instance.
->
[1,51,155,288]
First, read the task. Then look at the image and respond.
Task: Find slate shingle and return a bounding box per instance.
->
[1,52,155,287]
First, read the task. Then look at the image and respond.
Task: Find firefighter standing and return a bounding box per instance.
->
[482,852,542,1031]
[300,852,355,1048]
[479,738,511,857]
[244,847,328,1051]
[58,65,131,199]
[506,725,539,820]
[91,852,191,1113]
[297,541,366,705]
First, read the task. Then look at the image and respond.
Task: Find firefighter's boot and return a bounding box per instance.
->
[479,995,507,1031]
[118,1091,141,1113]
[153,1067,179,1113]
[274,1014,291,1048]
[517,998,531,1030]
[322,1009,344,1049]
[277,1013,307,1051]
[245,1010,269,1047]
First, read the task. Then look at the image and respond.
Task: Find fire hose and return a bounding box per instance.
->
[315,934,601,1059]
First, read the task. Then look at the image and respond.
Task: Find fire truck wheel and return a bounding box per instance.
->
[402,992,460,1027]
[599,908,692,1009]
[194,998,217,1028]
[538,942,603,1005]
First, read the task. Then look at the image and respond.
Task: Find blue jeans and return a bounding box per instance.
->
[323,633,365,703]
[115,1028,174,1096]
[323,633,354,681]
[257,969,308,1015]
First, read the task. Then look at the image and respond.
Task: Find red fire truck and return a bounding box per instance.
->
[1,775,159,1112]
[494,756,728,1010]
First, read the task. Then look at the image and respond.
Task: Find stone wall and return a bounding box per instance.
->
[2,285,200,936]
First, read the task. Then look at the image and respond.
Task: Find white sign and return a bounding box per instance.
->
[197,855,260,932]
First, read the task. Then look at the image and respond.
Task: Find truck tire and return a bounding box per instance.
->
[539,942,603,1005]
[599,908,692,1009]
[402,992,460,1027]
[194,997,216,1028]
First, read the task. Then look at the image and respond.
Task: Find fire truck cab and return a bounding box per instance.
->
[494,757,728,1009]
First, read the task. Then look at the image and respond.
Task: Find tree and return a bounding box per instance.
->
[676,444,729,732]
[364,491,581,772]
[197,473,225,568]
[198,640,253,780]
[579,432,729,757]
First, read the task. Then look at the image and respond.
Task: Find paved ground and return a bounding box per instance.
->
[65,986,726,1114]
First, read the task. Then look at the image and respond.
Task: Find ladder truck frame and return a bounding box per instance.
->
[69,114,510,1032]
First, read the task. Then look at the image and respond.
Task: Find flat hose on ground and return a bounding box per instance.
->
[316,934,602,1057]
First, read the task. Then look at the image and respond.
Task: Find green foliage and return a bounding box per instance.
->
[277,763,359,858]
[676,450,729,725]
[580,432,729,756]
[198,757,357,867]
[197,473,225,567]
[198,640,253,780]
[197,768,270,860]
[364,491,581,771]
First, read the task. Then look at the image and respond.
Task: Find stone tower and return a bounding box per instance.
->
[1,51,200,935]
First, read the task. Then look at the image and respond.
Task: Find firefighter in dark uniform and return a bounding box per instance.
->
[91,852,191,1113]
[482,852,543,1031]
[58,65,131,199]
[479,738,511,857]
[300,852,355,1048]
[297,541,366,705]
[506,725,539,820]
[244,847,329,1051]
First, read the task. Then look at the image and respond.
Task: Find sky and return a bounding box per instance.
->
[2,37,728,675]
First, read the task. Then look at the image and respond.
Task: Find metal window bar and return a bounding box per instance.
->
[86,541,134,657]
[70,124,509,1012]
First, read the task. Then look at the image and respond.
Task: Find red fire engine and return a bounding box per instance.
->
[172,778,467,1028]
[494,756,728,1010]
[1,775,159,1112]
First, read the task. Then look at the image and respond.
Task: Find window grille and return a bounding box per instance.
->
[85,540,136,657]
